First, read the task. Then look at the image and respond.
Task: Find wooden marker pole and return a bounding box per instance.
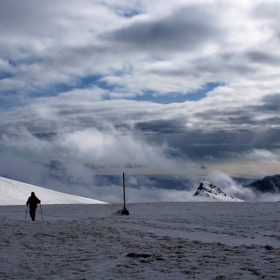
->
[123,172,126,210]
[121,172,129,215]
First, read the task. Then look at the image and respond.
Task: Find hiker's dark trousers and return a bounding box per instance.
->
[29,206,37,221]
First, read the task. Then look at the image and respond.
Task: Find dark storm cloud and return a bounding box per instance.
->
[228,115,280,127]
[12,44,110,68]
[155,129,280,160]
[261,94,280,111]
[105,5,222,52]
[32,132,57,141]
[246,51,280,66]
[193,108,255,128]
[135,119,186,134]
[148,51,257,80]
[193,53,257,76]
[46,160,66,171]
[227,115,260,126]
[194,99,280,129]
[0,1,54,36]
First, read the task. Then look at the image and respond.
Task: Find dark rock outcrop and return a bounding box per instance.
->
[244,175,280,193]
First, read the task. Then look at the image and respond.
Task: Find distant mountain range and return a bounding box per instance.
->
[243,174,280,193]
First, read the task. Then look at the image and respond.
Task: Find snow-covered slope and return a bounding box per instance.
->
[190,181,243,202]
[0,176,107,205]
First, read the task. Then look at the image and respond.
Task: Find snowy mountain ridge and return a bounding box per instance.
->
[0,176,107,205]
[244,174,280,193]
[191,181,243,202]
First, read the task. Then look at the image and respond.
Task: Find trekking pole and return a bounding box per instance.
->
[25,205,28,220]
[40,204,43,220]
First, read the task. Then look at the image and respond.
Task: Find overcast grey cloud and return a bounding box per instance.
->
[0,0,280,202]
[105,5,222,52]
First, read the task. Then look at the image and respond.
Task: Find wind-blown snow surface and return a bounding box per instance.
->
[0,176,106,205]
[1,202,279,279]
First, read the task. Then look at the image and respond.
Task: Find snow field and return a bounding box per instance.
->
[0,202,280,279]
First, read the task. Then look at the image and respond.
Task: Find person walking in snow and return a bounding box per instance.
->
[26,192,41,221]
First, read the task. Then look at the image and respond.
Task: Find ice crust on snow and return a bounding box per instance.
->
[192,181,243,202]
[0,176,107,205]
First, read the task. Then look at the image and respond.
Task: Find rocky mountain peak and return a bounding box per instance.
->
[244,174,280,193]
[193,181,243,202]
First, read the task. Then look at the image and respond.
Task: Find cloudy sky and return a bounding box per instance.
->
[0,0,280,202]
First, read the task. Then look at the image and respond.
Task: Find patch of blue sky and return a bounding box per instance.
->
[113,6,141,18]
[0,73,20,109]
[0,83,78,110]
[130,82,224,104]
[80,75,118,91]
[30,75,109,98]
[0,72,13,80]
[27,83,77,99]
[0,74,118,110]
[0,72,225,109]
[77,75,104,88]
[0,94,25,110]
[7,59,18,67]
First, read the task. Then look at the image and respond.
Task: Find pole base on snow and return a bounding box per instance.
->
[120,207,129,215]
[112,207,130,215]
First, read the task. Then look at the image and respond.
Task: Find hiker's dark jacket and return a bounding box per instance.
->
[26,195,41,208]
